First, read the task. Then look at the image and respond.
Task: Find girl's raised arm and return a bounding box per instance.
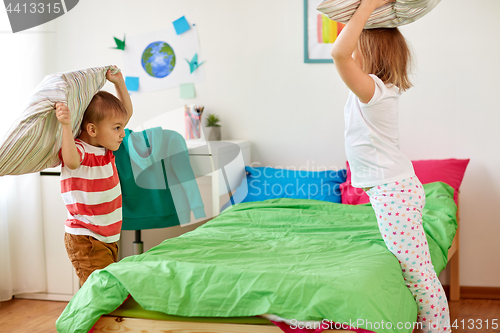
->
[330,0,395,103]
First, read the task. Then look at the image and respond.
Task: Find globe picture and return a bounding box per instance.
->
[141,41,176,78]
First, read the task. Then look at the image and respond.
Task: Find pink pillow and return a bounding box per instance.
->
[341,159,470,206]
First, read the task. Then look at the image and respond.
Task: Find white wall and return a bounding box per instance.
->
[26,0,500,287]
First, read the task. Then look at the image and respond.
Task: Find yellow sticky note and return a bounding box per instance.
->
[180,83,195,99]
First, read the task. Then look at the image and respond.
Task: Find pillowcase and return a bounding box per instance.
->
[341,159,470,206]
[0,66,120,176]
[316,0,441,29]
[221,166,347,212]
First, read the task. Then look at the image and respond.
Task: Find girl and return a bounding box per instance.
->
[330,0,451,332]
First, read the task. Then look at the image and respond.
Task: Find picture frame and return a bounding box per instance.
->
[304,0,344,63]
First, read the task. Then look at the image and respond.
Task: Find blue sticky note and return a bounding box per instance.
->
[125,76,139,92]
[173,16,191,35]
[180,83,196,99]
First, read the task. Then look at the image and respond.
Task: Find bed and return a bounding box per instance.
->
[56,168,461,333]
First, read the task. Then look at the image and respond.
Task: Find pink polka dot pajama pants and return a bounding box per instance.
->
[364,176,451,333]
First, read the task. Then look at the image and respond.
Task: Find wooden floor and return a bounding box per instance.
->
[0,298,499,333]
[0,298,68,333]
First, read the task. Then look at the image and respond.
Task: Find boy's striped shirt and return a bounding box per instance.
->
[60,139,122,243]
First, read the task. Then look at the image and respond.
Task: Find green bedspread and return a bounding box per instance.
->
[56,182,457,333]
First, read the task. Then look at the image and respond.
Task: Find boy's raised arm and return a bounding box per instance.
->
[106,66,133,125]
[55,103,81,170]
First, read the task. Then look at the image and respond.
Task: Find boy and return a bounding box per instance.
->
[55,67,133,286]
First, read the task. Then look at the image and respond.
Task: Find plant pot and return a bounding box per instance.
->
[207,127,221,141]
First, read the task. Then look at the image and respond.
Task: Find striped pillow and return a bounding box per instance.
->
[316,0,441,29]
[0,66,120,176]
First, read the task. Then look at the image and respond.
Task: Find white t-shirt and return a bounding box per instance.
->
[344,74,415,188]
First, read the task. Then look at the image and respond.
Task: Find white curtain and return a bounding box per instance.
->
[0,175,46,301]
[0,14,50,301]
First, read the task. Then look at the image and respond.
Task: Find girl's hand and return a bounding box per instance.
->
[55,102,71,126]
[360,0,396,11]
[106,65,124,84]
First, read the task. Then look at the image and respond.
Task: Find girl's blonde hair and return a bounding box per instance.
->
[358,28,412,92]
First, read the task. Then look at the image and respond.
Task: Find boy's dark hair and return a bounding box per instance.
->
[82,91,128,128]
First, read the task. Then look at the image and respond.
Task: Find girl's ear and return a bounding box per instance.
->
[86,123,97,137]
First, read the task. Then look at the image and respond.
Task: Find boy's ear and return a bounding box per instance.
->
[86,123,97,137]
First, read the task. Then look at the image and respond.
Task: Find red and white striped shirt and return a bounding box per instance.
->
[59,139,122,243]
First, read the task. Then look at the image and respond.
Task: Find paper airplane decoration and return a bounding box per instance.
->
[112,35,125,50]
[185,53,205,74]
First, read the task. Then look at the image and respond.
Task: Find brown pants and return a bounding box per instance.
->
[64,233,118,286]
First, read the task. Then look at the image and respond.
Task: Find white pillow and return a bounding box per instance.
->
[0,66,120,176]
[316,0,441,29]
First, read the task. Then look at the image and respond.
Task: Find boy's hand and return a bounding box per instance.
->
[55,102,71,126]
[106,65,124,85]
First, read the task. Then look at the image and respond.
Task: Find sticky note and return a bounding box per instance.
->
[125,76,139,92]
[180,83,196,99]
[173,16,191,35]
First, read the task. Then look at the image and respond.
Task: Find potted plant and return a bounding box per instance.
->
[205,114,221,141]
